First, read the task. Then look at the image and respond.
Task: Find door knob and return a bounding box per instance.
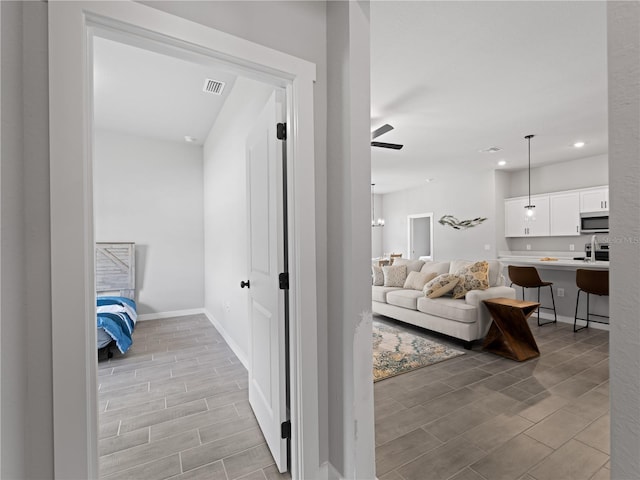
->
[240,280,250,289]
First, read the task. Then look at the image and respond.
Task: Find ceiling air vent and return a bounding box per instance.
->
[203,78,226,95]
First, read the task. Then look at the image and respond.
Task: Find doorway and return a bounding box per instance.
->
[49,3,319,478]
[408,213,434,261]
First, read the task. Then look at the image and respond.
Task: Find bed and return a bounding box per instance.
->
[96,242,137,358]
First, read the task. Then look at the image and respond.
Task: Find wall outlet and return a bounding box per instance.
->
[484,244,491,251]
[557,288,565,297]
[569,244,575,251]
[224,301,231,312]
[526,244,531,251]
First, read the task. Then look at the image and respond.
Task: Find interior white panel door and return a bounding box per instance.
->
[245,91,288,472]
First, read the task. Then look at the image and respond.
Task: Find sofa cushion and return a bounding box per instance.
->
[449,259,503,287]
[423,273,460,299]
[403,271,438,291]
[392,258,425,273]
[372,286,403,303]
[386,289,424,310]
[417,296,478,324]
[420,261,451,277]
[382,264,407,287]
[452,261,490,299]
[372,265,384,286]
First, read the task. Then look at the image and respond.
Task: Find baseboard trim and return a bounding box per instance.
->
[137,308,205,322]
[538,311,610,331]
[203,310,249,369]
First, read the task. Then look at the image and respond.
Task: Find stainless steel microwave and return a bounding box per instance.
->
[580,211,609,233]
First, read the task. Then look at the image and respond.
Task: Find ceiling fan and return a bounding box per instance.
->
[371,123,403,150]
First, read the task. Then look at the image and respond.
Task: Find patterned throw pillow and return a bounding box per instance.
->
[403,271,438,291]
[382,265,407,287]
[452,261,490,299]
[423,274,460,299]
[372,265,384,286]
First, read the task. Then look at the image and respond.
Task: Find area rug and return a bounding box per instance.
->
[373,320,465,382]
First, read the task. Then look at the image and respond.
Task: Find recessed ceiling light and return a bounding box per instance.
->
[184,136,197,143]
[425,178,435,183]
[479,146,502,153]
[498,160,507,166]
[573,141,585,148]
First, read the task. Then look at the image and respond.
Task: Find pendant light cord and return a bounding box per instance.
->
[525,134,534,207]
[528,136,531,206]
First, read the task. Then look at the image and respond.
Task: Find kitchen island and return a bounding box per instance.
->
[499,252,609,329]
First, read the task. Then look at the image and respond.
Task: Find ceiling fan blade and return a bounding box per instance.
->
[371,141,403,150]
[371,123,394,140]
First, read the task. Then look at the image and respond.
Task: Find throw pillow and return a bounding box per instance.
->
[391,258,425,273]
[403,271,437,291]
[382,265,407,287]
[420,261,451,277]
[423,273,460,299]
[452,261,490,299]
[372,265,384,286]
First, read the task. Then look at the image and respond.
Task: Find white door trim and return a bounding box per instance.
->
[49,2,319,478]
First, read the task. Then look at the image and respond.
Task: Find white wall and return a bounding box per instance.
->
[326,2,375,477]
[1,3,27,477]
[94,130,204,315]
[202,77,274,364]
[381,170,499,261]
[371,193,383,257]
[507,154,608,198]
[608,3,640,478]
[2,2,54,478]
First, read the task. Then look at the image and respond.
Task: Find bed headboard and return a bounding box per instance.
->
[96,242,135,299]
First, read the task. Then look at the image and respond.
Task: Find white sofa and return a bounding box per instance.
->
[372,259,516,349]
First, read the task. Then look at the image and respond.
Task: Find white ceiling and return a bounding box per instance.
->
[93,37,237,146]
[93,3,608,193]
[371,1,608,194]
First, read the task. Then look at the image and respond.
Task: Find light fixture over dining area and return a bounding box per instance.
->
[371,183,385,227]
[524,134,536,221]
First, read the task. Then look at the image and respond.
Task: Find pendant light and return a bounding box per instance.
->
[524,134,536,221]
[371,184,385,227]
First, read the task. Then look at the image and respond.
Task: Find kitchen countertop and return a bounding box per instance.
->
[498,255,609,270]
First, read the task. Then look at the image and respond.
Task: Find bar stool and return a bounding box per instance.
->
[574,269,609,332]
[508,265,557,326]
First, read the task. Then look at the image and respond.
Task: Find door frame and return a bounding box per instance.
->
[407,212,434,260]
[49,2,319,479]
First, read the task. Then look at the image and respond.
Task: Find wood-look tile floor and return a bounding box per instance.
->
[374,314,610,480]
[98,314,290,480]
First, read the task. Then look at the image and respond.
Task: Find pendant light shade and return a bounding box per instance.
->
[524,134,536,222]
[371,184,385,227]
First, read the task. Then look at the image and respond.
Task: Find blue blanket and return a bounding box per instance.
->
[97,296,137,354]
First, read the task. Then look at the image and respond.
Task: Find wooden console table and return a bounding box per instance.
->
[482,297,541,361]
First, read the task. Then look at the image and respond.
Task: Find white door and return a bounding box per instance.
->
[244,91,289,473]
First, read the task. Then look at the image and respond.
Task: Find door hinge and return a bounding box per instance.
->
[281,420,291,439]
[277,122,287,140]
[279,272,289,290]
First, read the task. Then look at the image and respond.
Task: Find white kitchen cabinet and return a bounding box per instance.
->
[505,195,550,237]
[580,187,609,212]
[550,191,581,236]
